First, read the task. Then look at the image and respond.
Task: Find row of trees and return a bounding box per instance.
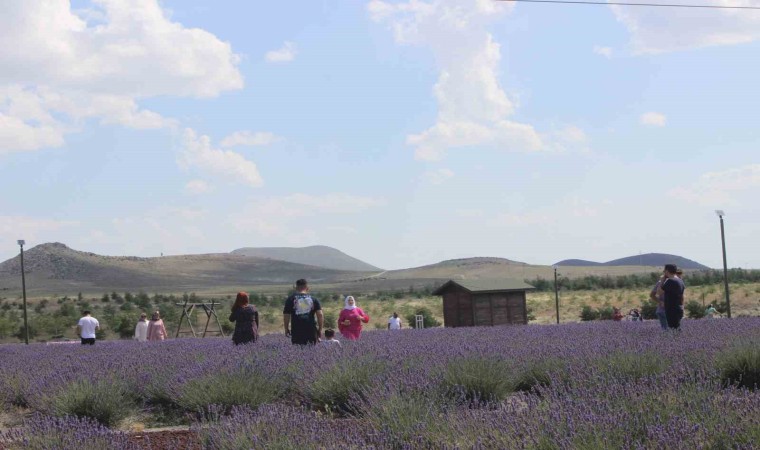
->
[529,268,760,292]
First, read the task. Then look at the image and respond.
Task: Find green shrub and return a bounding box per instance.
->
[594,352,669,381]
[639,302,658,320]
[441,358,514,404]
[405,307,441,329]
[717,341,760,390]
[580,305,599,321]
[50,379,136,426]
[308,360,385,414]
[513,359,565,393]
[685,301,705,319]
[322,311,337,329]
[177,369,286,414]
[361,393,450,447]
[598,306,614,320]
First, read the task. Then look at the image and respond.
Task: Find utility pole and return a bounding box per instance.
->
[715,211,731,318]
[17,240,29,344]
[553,265,560,324]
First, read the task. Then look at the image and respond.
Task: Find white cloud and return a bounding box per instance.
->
[0,0,242,154]
[593,45,613,58]
[0,216,79,241]
[547,125,590,153]
[179,128,264,188]
[421,168,455,184]
[184,179,212,195]
[640,112,667,127]
[611,3,760,54]
[265,41,297,63]
[669,164,760,206]
[219,131,282,148]
[369,0,547,161]
[232,193,385,241]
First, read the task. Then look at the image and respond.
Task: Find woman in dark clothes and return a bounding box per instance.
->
[229,292,259,345]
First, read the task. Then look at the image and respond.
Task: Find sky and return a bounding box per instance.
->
[1,0,759,270]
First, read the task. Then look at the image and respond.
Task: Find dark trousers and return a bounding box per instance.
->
[81,338,96,345]
[665,307,683,330]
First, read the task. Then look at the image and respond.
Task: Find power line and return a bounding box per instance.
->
[496,0,760,10]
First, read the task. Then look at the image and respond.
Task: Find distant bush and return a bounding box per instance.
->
[405,307,441,329]
[442,358,513,404]
[685,301,705,319]
[598,306,614,321]
[49,379,136,426]
[639,302,658,320]
[580,305,599,321]
[322,311,337,330]
[717,341,760,390]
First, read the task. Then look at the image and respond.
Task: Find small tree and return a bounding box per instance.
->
[685,301,705,319]
[580,305,599,321]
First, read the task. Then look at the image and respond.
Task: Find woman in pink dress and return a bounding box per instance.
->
[147,311,168,341]
[338,296,369,340]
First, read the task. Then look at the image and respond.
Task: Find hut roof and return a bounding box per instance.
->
[432,279,536,295]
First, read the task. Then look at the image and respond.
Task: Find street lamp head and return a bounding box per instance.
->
[17,240,25,246]
[715,210,725,217]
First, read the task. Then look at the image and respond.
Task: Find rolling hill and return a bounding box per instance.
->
[0,244,712,297]
[554,253,710,270]
[231,245,381,272]
[0,243,361,296]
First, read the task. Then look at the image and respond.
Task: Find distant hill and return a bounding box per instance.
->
[555,253,710,270]
[0,243,358,295]
[230,245,381,272]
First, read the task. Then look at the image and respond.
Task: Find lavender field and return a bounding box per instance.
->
[2,319,759,449]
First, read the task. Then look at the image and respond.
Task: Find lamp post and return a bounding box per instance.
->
[553,265,560,324]
[17,240,29,344]
[715,211,731,318]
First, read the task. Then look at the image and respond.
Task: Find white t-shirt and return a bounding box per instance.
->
[134,320,148,342]
[388,317,402,330]
[78,316,99,339]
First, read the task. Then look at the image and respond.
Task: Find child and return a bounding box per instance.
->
[322,329,342,347]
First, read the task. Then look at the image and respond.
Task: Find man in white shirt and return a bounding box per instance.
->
[77,310,100,345]
[388,312,402,330]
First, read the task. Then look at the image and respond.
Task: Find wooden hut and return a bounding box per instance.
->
[433,279,535,327]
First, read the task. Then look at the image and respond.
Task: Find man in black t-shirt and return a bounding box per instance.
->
[283,278,324,345]
[657,264,685,330]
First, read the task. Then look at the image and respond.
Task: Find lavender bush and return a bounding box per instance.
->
[0,318,758,449]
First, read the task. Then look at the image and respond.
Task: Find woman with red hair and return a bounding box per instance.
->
[229,292,259,345]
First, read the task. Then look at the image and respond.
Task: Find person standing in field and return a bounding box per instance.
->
[147,311,168,341]
[134,313,148,342]
[388,312,402,330]
[77,310,100,345]
[229,292,259,345]
[283,279,324,345]
[338,295,369,340]
[650,275,668,330]
[657,264,685,330]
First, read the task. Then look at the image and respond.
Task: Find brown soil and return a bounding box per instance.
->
[128,429,201,450]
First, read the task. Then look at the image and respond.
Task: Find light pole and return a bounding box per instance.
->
[553,265,560,324]
[17,240,29,344]
[715,211,731,318]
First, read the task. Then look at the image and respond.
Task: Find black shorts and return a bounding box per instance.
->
[81,338,96,345]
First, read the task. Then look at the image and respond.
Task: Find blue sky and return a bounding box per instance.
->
[1,0,758,270]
